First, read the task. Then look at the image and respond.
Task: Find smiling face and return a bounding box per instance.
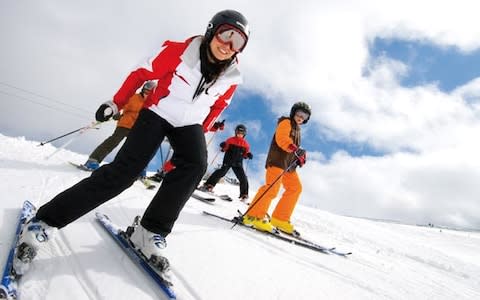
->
[209,36,236,61]
[293,110,309,125]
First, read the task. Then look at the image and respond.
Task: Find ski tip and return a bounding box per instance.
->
[0,285,11,300]
[95,212,108,220]
[23,200,35,209]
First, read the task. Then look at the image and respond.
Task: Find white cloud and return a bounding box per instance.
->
[300,149,480,228]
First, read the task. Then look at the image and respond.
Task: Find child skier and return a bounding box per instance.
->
[200,124,253,200]
[82,81,156,171]
[242,102,310,234]
[14,10,250,279]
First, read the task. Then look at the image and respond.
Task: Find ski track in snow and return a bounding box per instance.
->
[1,134,480,300]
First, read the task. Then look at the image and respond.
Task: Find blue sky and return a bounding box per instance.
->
[370,38,480,92]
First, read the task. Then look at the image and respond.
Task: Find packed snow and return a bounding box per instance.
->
[0,133,479,300]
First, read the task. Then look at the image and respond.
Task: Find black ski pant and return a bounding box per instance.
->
[37,109,207,236]
[205,164,249,196]
[89,126,130,163]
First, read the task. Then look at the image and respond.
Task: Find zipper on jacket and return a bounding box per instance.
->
[193,75,206,101]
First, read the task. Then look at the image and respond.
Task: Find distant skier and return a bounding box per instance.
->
[82,81,156,172]
[149,121,225,183]
[242,102,310,234]
[14,9,250,278]
[148,121,225,183]
[148,159,176,183]
[199,124,252,200]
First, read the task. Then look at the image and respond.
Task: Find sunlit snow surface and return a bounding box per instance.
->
[0,134,479,299]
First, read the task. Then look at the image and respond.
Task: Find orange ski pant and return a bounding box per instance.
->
[247,166,302,221]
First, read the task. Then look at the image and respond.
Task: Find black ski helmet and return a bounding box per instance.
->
[204,10,250,53]
[235,124,247,135]
[290,101,312,124]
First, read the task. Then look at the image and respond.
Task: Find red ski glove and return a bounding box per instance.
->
[287,144,298,153]
[294,148,306,167]
[162,160,176,173]
[211,120,225,132]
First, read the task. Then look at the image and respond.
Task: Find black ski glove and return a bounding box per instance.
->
[95,101,118,122]
[220,142,226,152]
[246,152,253,159]
[112,112,122,121]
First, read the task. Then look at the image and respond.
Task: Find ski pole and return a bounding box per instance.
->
[163,139,173,164]
[44,121,102,160]
[38,121,102,146]
[159,143,165,165]
[201,149,221,181]
[208,150,221,168]
[231,158,299,229]
[206,131,217,148]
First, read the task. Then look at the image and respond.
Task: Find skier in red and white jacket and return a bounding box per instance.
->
[15,10,250,277]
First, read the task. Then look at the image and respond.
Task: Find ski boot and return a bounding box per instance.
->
[271,217,299,236]
[148,171,165,183]
[13,217,57,275]
[197,184,214,193]
[83,159,99,171]
[239,194,249,203]
[128,219,172,285]
[242,215,277,233]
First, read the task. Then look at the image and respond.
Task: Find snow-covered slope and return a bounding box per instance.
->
[1,134,479,299]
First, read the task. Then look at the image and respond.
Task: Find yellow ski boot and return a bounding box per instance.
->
[271,217,295,235]
[242,215,276,233]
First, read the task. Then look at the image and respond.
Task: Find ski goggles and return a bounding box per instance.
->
[215,24,247,53]
[295,110,310,121]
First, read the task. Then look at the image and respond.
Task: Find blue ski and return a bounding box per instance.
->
[95,213,176,299]
[1,201,36,300]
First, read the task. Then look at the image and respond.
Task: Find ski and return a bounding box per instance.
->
[196,187,232,201]
[95,213,176,299]
[216,194,233,202]
[138,177,156,190]
[282,230,352,256]
[234,209,352,257]
[202,211,351,257]
[1,201,37,300]
[191,193,216,203]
